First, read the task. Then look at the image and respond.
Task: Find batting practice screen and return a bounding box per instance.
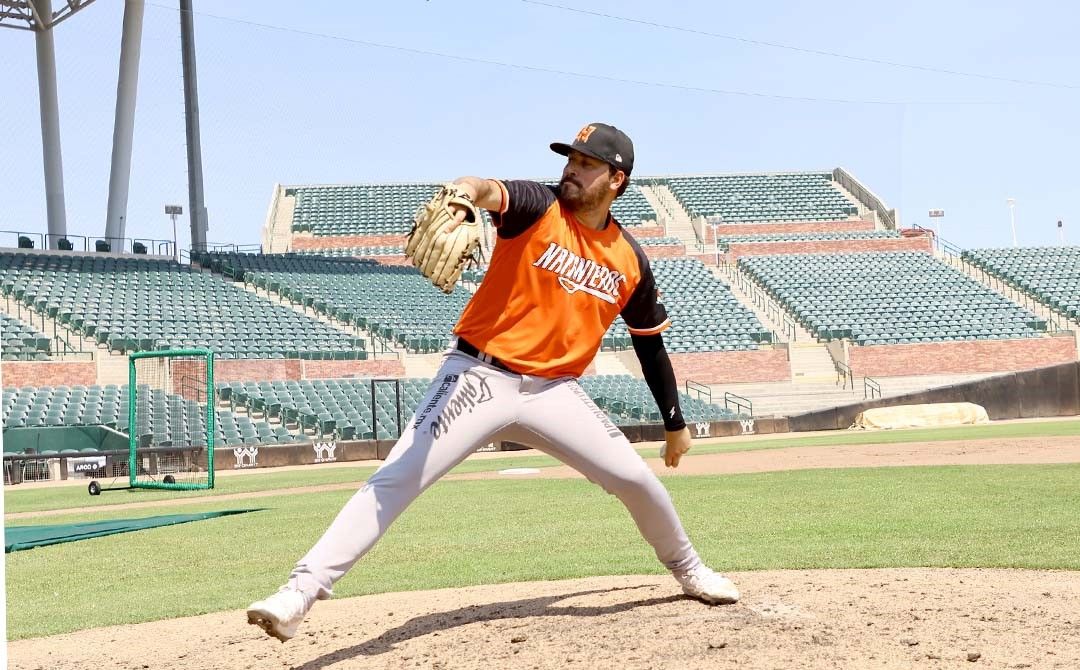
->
[128,349,215,490]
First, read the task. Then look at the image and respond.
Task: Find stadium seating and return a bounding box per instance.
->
[1,312,52,361]
[717,230,899,249]
[0,252,364,358]
[636,236,683,247]
[962,246,1080,320]
[738,251,1047,344]
[289,182,656,237]
[609,184,657,225]
[578,375,744,424]
[218,375,740,438]
[294,246,404,258]
[197,252,469,353]
[1,384,284,453]
[665,173,859,222]
[650,258,772,352]
[290,184,437,236]
[218,378,428,441]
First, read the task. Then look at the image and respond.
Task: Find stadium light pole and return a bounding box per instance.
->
[712,214,722,267]
[1007,198,1017,247]
[165,204,183,261]
[1058,220,1065,244]
[928,208,945,243]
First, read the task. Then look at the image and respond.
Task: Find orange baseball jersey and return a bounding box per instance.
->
[453,180,670,378]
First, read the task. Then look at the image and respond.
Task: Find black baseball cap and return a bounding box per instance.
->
[550,123,634,176]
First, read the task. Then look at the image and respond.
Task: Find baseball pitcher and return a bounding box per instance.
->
[247,123,739,642]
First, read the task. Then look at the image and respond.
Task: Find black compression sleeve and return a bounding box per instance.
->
[631,333,686,432]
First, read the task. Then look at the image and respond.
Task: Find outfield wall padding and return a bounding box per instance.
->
[207,416,788,471]
[788,362,1080,432]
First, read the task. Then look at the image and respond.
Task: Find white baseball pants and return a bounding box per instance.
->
[286,349,702,607]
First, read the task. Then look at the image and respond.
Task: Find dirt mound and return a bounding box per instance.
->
[10,568,1079,669]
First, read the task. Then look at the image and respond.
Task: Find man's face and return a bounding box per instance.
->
[558,150,621,211]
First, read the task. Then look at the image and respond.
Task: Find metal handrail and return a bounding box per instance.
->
[835,361,854,389]
[863,376,882,399]
[723,392,753,417]
[684,380,711,404]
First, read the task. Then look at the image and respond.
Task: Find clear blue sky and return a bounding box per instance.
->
[3,0,1078,250]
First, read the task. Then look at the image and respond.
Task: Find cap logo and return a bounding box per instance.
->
[615,153,622,162]
[575,125,597,143]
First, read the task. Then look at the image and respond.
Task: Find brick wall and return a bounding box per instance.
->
[213,358,407,382]
[848,336,1079,377]
[302,359,406,378]
[215,359,301,382]
[703,220,875,243]
[628,226,667,239]
[725,237,932,259]
[0,361,97,388]
[668,347,791,384]
[370,256,412,267]
[290,234,408,250]
[643,245,687,259]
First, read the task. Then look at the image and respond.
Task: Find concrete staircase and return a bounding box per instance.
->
[262,186,295,254]
[789,342,837,384]
[0,297,124,384]
[642,184,700,248]
[96,353,129,387]
[403,353,446,379]
[591,351,638,376]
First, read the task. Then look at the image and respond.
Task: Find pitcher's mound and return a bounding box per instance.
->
[10,568,1080,669]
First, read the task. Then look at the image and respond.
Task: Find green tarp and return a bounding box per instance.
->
[5,509,261,553]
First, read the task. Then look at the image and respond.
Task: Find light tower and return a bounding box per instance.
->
[1006,198,1017,247]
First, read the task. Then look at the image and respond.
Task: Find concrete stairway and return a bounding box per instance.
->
[0,297,121,384]
[642,184,700,248]
[96,353,130,387]
[262,186,295,254]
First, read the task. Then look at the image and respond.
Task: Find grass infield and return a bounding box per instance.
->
[6,463,1080,639]
[5,418,1078,515]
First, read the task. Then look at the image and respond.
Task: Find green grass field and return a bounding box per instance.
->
[6,418,1078,515]
[6,461,1080,639]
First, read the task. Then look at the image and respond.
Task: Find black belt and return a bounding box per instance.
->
[455,338,517,373]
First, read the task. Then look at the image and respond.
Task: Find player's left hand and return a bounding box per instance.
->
[661,427,692,468]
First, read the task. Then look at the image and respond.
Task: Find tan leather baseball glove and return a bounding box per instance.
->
[405,184,483,294]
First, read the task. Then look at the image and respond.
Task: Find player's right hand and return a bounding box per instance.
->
[661,427,692,468]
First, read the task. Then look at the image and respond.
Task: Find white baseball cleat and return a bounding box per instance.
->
[674,565,740,605]
[246,587,308,642]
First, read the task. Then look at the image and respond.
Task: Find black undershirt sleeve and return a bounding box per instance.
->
[631,332,686,432]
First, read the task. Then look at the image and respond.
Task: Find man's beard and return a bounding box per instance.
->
[558,178,605,211]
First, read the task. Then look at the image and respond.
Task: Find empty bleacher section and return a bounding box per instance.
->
[217,375,742,442]
[739,251,1076,376]
[741,252,1046,344]
[1,312,52,360]
[963,247,1080,323]
[665,173,859,223]
[294,246,404,258]
[637,236,683,247]
[715,228,930,260]
[276,181,659,257]
[290,184,436,237]
[219,378,426,441]
[651,259,771,352]
[608,184,657,225]
[579,375,745,424]
[1,384,283,452]
[0,252,364,360]
[718,231,900,247]
[196,252,468,354]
